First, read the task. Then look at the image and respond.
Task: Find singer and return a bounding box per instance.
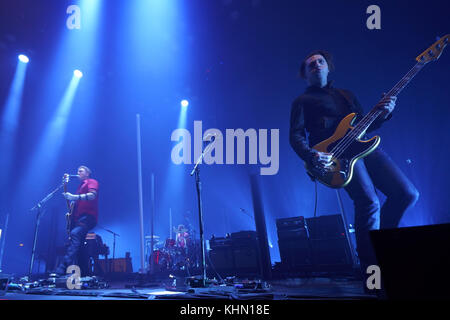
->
[54,165,99,276]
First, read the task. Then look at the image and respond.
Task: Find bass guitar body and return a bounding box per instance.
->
[304,113,380,188]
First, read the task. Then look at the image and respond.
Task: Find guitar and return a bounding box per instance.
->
[62,174,75,238]
[305,34,449,188]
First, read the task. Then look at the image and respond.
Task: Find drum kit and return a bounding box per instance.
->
[146,226,199,272]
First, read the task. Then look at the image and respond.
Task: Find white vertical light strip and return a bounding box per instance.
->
[136,114,145,273]
[149,173,155,274]
[0,212,10,272]
[169,208,172,239]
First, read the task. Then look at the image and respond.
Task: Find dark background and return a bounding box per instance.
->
[0,0,448,274]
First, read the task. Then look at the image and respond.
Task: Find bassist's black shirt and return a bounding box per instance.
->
[289,81,391,164]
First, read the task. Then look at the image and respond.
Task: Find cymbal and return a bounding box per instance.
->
[145,235,160,239]
[173,227,189,232]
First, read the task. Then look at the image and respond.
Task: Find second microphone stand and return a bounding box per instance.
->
[190,139,215,287]
[101,227,120,273]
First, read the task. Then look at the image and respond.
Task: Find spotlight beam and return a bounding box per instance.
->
[0,55,29,207]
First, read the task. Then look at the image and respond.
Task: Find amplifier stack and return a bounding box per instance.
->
[276,216,311,268]
[208,231,261,277]
[276,214,354,274]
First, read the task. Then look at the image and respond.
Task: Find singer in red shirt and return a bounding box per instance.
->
[54,165,99,276]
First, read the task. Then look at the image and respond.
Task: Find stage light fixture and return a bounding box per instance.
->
[181,99,189,108]
[18,54,29,63]
[73,69,83,78]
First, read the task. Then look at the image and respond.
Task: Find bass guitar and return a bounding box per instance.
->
[305,34,449,188]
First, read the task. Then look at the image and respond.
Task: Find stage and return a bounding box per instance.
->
[1,274,375,300]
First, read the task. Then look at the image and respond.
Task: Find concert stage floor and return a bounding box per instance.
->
[1,275,376,300]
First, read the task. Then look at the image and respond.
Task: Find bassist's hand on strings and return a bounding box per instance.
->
[312,151,333,168]
[376,93,397,119]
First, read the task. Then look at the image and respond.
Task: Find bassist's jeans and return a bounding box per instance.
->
[344,147,419,268]
[56,214,96,275]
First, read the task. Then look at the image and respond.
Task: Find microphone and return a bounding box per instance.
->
[68,174,80,178]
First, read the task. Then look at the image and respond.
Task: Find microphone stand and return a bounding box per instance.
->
[190,139,215,287]
[102,228,120,273]
[29,181,65,279]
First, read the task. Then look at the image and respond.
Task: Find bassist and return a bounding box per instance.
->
[289,50,419,282]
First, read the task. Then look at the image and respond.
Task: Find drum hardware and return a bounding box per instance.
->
[148,233,200,272]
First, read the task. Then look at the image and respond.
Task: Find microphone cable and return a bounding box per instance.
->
[314,180,318,218]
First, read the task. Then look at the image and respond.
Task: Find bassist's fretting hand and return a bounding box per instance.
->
[376,93,397,119]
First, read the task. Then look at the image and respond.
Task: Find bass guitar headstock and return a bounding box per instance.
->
[63,173,70,185]
[416,34,449,64]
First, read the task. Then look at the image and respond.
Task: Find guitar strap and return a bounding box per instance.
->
[336,89,358,114]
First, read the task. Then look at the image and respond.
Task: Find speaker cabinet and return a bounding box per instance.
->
[209,246,234,271]
[277,214,354,273]
[370,223,450,299]
[233,245,260,276]
[309,238,353,270]
[208,232,262,277]
[278,238,312,267]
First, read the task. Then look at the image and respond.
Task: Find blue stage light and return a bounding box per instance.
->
[74,69,83,78]
[18,54,29,63]
[181,99,189,108]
